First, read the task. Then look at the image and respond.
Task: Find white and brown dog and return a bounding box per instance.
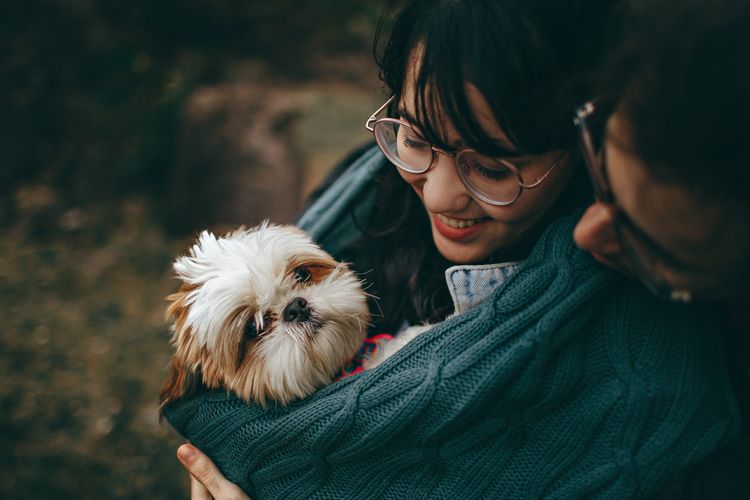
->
[160,223,370,408]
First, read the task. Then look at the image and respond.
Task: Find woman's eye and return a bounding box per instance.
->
[469,159,513,181]
[402,136,429,150]
[294,267,312,283]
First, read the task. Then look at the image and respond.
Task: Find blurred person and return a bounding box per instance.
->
[572,0,750,497]
[164,0,741,498]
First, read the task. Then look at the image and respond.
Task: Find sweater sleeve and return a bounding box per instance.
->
[163,214,741,499]
[294,144,385,259]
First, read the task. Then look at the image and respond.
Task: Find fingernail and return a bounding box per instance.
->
[178,445,196,463]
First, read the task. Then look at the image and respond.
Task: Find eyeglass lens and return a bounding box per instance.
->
[373,120,521,204]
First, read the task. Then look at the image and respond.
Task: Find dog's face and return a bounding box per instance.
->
[160,223,369,407]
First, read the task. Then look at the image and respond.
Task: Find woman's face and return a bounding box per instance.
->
[397,83,574,264]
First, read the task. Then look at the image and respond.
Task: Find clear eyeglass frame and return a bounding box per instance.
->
[366,96,565,207]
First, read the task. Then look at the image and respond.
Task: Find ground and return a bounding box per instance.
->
[0,79,379,498]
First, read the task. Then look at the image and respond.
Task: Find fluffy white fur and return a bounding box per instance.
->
[160,222,370,407]
[362,324,432,370]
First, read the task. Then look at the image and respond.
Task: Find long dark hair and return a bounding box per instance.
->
[347,0,626,334]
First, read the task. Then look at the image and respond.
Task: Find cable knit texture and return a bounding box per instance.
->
[164,148,740,499]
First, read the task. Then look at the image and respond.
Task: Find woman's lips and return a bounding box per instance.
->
[433,213,490,240]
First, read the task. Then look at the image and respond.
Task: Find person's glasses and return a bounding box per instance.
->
[574,100,696,303]
[366,96,564,206]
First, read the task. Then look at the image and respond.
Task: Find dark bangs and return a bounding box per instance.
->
[376,0,625,155]
[356,0,626,332]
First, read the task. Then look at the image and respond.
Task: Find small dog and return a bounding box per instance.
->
[160,223,370,408]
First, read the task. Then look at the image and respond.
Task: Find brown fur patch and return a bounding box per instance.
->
[159,358,204,415]
[289,256,339,284]
[160,282,205,414]
[165,282,197,324]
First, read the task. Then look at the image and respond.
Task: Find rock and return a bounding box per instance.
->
[167,83,304,234]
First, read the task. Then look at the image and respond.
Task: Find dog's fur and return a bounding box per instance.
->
[160,223,370,408]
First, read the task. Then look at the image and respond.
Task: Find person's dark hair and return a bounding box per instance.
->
[348,0,627,333]
[600,0,750,204]
[376,0,627,155]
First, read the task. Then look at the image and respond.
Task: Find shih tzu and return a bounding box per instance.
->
[160,223,370,408]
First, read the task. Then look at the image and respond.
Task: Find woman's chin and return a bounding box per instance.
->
[432,232,494,264]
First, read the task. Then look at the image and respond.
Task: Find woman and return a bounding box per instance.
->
[165,0,740,497]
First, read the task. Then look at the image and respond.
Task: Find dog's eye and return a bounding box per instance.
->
[238,318,259,369]
[294,267,312,283]
[244,315,273,340]
[243,319,258,341]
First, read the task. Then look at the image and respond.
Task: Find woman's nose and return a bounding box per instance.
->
[420,154,473,213]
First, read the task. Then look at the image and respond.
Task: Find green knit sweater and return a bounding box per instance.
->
[165,148,740,499]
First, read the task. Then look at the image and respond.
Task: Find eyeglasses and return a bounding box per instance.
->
[574,100,696,303]
[366,96,565,206]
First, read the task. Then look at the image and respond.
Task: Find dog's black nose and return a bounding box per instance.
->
[283,297,310,323]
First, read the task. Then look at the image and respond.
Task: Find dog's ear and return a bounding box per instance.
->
[161,281,203,418]
[159,357,204,417]
[165,282,196,323]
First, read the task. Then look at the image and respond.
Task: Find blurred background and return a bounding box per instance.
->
[0,1,384,497]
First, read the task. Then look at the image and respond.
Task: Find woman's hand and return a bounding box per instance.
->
[177,444,250,500]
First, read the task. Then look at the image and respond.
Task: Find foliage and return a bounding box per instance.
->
[0,0,381,200]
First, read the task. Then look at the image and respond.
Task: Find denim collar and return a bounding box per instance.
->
[446,261,523,315]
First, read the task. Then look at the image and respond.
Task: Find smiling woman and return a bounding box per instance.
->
[366,89,572,265]
[353,0,604,328]
[164,0,742,498]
